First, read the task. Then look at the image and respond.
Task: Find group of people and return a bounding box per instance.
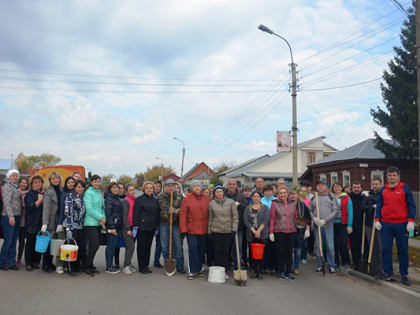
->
[0,166,416,286]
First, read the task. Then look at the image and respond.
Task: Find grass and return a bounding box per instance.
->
[392,244,420,267]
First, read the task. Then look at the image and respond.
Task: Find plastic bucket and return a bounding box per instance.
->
[208,266,226,284]
[35,230,50,253]
[60,238,78,262]
[250,243,265,260]
[50,234,65,256]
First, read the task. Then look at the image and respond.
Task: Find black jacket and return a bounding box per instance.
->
[349,192,366,229]
[133,193,160,231]
[226,190,247,231]
[24,189,43,234]
[361,190,379,227]
[104,193,123,230]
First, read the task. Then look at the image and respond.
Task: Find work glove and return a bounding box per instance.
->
[407,222,415,232]
[313,218,325,227]
[56,225,64,232]
[304,229,310,239]
[374,221,382,231]
[41,224,48,233]
[132,227,138,238]
[347,227,353,235]
[269,233,275,242]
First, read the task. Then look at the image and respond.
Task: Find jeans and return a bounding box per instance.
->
[0,215,21,267]
[105,231,120,269]
[159,224,184,270]
[186,234,206,274]
[294,231,304,270]
[381,222,408,276]
[314,224,336,269]
[232,230,243,270]
[154,230,162,265]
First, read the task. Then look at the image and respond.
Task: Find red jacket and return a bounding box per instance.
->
[341,195,350,225]
[180,193,210,235]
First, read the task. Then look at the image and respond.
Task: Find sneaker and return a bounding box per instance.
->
[278,272,286,280]
[385,274,395,282]
[32,263,40,270]
[330,267,336,274]
[301,259,307,265]
[56,266,64,274]
[286,273,296,281]
[375,273,388,280]
[187,273,195,280]
[122,266,133,275]
[316,267,322,272]
[82,269,95,277]
[26,265,33,272]
[113,264,120,270]
[106,267,121,274]
[293,269,300,275]
[129,264,137,273]
[401,276,410,286]
[225,272,229,280]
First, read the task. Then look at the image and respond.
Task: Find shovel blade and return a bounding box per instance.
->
[164,258,176,276]
[234,270,247,286]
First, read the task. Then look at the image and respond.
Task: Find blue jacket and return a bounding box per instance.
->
[58,192,86,230]
[83,186,105,227]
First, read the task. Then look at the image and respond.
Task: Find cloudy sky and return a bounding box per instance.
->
[0,0,411,177]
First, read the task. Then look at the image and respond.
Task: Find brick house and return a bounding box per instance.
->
[183,162,214,186]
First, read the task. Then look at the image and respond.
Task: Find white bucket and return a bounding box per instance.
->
[208,266,226,284]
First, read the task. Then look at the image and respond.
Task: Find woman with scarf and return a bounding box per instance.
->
[121,184,137,275]
[243,191,270,280]
[269,187,298,280]
[0,169,22,271]
[261,184,276,274]
[58,179,86,274]
[17,177,29,266]
[208,185,238,280]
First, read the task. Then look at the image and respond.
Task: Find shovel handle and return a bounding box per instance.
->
[361,213,366,256]
[169,192,173,258]
[235,232,241,272]
[367,216,376,264]
[315,192,324,258]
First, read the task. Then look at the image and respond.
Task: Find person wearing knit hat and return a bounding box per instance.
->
[0,169,22,270]
[208,184,214,200]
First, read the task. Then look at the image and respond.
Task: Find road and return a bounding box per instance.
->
[0,240,419,315]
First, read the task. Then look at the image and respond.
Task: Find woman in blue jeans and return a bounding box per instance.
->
[104,182,123,274]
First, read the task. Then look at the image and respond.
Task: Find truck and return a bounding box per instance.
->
[30,165,86,183]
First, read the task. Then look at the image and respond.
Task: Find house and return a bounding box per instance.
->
[300,138,419,192]
[183,162,214,186]
[220,136,337,187]
[163,173,180,183]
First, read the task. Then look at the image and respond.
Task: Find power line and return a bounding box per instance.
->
[300,77,382,92]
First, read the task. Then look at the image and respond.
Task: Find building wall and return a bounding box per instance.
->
[184,163,213,181]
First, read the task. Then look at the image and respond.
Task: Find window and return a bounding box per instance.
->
[319,173,327,183]
[342,170,351,187]
[308,152,316,164]
[371,170,384,184]
[330,172,338,184]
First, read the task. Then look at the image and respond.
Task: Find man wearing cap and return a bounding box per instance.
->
[0,169,22,270]
[180,181,210,280]
[308,179,338,273]
[158,179,185,274]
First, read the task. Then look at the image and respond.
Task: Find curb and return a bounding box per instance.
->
[347,269,381,285]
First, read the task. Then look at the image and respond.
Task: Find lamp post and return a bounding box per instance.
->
[155,157,163,180]
[173,137,186,181]
[258,24,298,187]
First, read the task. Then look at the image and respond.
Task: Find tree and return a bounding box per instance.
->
[133,172,145,189]
[371,3,418,160]
[100,174,115,190]
[15,152,62,173]
[118,175,133,186]
[210,161,234,185]
[140,164,175,182]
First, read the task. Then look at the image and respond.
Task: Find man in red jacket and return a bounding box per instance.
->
[180,181,210,280]
[375,166,417,286]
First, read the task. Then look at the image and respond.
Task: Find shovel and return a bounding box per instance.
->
[234,232,247,286]
[315,192,326,276]
[164,192,177,276]
[359,213,368,273]
[367,215,376,275]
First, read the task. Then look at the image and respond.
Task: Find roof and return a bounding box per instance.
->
[183,162,212,179]
[309,138,394,166]
[219,155,269,176]
[243,171,304,179]
[224,155,273,177]
[187,171,212,180]
[0,159,15,170]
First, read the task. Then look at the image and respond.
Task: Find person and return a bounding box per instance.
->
[41,172,62,273]
[83,174,106,277]
[361,177,384,278]
[243,191,269,279]
[344,186,351,194]
[24,175,44,271]
[175,183,183,197]
[208,185,238,280]
[243,186,252,205]
[308,180,338,273]
[152,180,163,268]
[180,181,210,280]
[225,179,247,270]
[375,167,416,286]
[208,184,214,200]
[254,178,265,194]
[113,182,126,270]
[121,184,137,275]
[202,188,210,197]
[158,179,185,274]
[261,184,276,273]
[349,181,366,271]
[277,178,286,189]
[0,169,22,271]
[104,182,123,274]
[17,177,29,266]
[298,185,311,264]
[271,183,278,198]
[332,182,353,270]
[289,189,311,275]
[133,181,161,274]
[269,187,298,280]
[301,183,315,256]
[72,172,82,182]
[59,180,87,274]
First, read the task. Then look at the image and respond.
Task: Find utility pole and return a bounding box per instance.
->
[416,0,420,203]
[181,147,185,179]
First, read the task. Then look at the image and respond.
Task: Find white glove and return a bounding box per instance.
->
[304,229,310,239]
[314,218,325,227]
[407,222,415,232]
[269,233,275,242]
[41,224,48,233]
[347,227,353,235]
[374,221,382,231]
[313,218,320,226]
[56,225,64,232]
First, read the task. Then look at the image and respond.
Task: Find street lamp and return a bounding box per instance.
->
[173,137,185,180]
[258,24,298,187]
[155,156,164,180]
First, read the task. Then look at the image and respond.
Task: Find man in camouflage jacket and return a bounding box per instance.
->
[158,179,185,273]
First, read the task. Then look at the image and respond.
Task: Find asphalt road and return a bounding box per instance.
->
[0,239,419,315]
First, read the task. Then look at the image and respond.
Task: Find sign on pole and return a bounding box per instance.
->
[277,131,291,152]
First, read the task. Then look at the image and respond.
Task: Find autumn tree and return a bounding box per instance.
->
[118,175,133,186]
[15,152,62,173]
[138,164,175,182]
[210,161,233,185]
